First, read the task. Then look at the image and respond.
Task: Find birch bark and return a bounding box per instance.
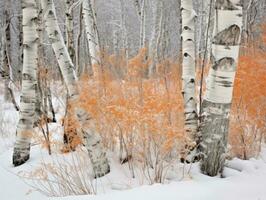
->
[65,0,75,63]
[200,0,243,176]
[82,0,100,77]
[0,26,4,77]
[181,0,198,137]
[148,0,163,76]
[131,0,146,50]
[133,0,141,17]
[139,0,147,49]
[76,5,83,76]
[3,7,12,102]
[41,0,110,177]
[120,0,129,61]
[13,0,38,166]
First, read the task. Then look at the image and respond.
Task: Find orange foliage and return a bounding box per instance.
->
[61,102,82,153]
[76,50,186,170]
[230,39,266,159]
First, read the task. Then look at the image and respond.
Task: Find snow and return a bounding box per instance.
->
[57,157,266,200]
[1,147,266,200]
[1,85,266,200]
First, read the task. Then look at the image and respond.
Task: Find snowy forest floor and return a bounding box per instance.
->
[1,84,266,200]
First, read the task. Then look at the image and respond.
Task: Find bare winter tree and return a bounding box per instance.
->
[148,0,163,76]
[139,0,147,49]
[180,0,198,140]
[133,0,141,17]
[40,0,110,177]
[200,0,243,176]
[0,10,19,110]
[82,0,100,77]
[4,0,264,181]
[65,0,75,63]
[13,0,38,166]
[119,0,129,61]
[0,10,10,102]
[1,1,13,102]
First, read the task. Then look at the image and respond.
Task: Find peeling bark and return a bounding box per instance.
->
[200,0,243,176]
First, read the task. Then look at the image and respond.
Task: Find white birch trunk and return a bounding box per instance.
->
[200,0,243,176]
[41,0,110,177]
[113,30,119,56]
[161,10,170,59]
[148,0,163,76]
[3,7,12,102]
[133,0,141,17]
[120,0,129,61]
[181,0,198,137]
[82,0,100,77]
[13,0,38,166]
[155,5,164,63]
[76,5,83,76]
[131,0,146,50]
[65,0,75,63]
[0,26,4,75]
[1,22,9,101]
[139,0,147,49]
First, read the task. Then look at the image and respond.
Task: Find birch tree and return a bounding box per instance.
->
[75,5,84,76]
[120,0,129,61]
[132,0,146,49]
[13,0,38,166]
[82,0,100,77]
[2,3,12,102]
[181,0,198,138]
[65,0,75,63]
[200,0,243,176]
[148,0,163,76]
[139,0,147,49]
[1,16,8,101]
[161,8,170,60]
[41,0,110,177]
[133,0,141,17]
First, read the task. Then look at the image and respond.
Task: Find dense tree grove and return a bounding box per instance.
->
[0,0,266,194]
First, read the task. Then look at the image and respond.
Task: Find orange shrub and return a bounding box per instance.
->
[230,37,266,159]
[74,50,187,182]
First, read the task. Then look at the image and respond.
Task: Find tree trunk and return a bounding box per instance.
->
[41,0,110,177]
[65,0,75,63]
[120,0,129,62]
[200,0,243,176]
[3,6,12,102]
[82,0,100,77]
[18,12,23,83]
[13,0,38,167]
[148,0,163,77]
[75,4,83,76]
[181,0,198,138]
[133,0,141,17]
[161,8,170,60]
[139,0,147,49]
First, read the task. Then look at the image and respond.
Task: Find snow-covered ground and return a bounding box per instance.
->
[1,85,266,200]
[1,146,266,200]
